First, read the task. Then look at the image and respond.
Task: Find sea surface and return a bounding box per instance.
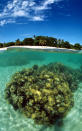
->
[0,48,82,131]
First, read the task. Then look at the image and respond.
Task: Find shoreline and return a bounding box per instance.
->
[0,46,78,51]
[0,47,7,51]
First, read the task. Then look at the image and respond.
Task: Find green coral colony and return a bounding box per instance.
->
[5,63,82,125]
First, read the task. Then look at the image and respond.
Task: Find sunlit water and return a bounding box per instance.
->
[0,48,82,131]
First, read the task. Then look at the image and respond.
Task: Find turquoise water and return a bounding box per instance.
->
[0,48,82,131]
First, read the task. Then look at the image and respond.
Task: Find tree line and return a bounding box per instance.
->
[0,35,82,50]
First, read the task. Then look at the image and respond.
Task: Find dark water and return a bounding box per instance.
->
[0,48,82,131]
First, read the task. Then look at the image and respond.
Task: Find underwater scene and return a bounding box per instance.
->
[0,48,82,131]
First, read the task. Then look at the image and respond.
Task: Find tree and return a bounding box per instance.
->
[63,41,71,49]
[0,43,3,48]
[15,39,21,45]
[39,39,47,46]
[4,42,15,47]
[33,35,36,39]
[74,43,81,50]
[47,37,57,47]
[34,36,57,47]
[23,38,34,45]
[34,36,47,46]
[0,35,81,50]
[57,39,62,44]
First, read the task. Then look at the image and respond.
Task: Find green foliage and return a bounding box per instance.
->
[63,41,71,48]
[0,36,82,50]
[47,37,57,47]
[39,39,47,46]
[15,39,21,45]
[57,40,71,49]
[23,38,34,45]
[5,62,81,125]
[34,36,47,46]
[74,43,81,50]
[34,36,57,47]
[0,43,3,48]
[3,42,15,47]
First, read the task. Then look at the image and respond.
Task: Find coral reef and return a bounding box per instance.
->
[5,63,81,125]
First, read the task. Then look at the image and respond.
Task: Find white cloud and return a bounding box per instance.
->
[13,10,27,17]
[33,0,55,12]
[20,33,33,36]
[32,16,44,21]
[0,20,6,26]
[0,0,62,26]
[22,1,29,8]
[0,19,15,26]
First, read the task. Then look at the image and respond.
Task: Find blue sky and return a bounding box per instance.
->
[0,0,82,44]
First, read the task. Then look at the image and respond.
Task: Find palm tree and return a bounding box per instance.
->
[15,39,21,45]
[39,39,47,46]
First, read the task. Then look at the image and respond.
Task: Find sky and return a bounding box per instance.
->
[0,0,82,44]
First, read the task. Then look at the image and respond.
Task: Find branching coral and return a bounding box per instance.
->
[5,63,80,125]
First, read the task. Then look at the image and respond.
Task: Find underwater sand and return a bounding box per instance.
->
[0,48,82,131]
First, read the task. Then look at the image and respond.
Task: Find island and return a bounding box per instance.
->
[0,36,82,50]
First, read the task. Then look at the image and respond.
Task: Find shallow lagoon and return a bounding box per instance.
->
[0,48,82,131]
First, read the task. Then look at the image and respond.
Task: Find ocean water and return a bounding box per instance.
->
[0,48,82,131]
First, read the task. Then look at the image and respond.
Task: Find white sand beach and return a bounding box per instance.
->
[0,47,7,51]
[0,46,77,51]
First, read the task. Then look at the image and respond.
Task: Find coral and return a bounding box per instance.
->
[5,62,80,125]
